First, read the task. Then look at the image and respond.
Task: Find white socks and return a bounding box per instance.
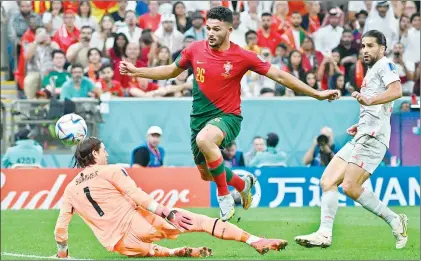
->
[356,188,398,226]
[318,190,339,235]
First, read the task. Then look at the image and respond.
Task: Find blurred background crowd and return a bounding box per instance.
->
[1,0,420,100]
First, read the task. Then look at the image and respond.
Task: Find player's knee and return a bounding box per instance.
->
[342,181,358,198]
[320,176,338,191]
[196,133,209,150]
[200,173,213,181]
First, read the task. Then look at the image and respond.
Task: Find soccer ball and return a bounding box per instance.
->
[55,113,87,146]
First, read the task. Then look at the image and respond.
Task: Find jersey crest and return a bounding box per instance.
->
[221,62,233,78]
[388,63,397,74]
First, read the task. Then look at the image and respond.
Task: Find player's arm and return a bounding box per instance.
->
[352,62,402,106]
[119,61,185,80]
[54,191,74,258]
[265,66,340,101]
[107,167,192,231]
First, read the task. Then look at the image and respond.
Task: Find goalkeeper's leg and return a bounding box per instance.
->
[177,209,288,255]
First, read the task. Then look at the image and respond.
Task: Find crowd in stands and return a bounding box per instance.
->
[2,0,420,100]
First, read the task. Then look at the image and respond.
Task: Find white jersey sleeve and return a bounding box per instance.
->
[378,60,400,87]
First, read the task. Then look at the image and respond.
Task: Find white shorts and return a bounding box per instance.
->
[335,135,387,174]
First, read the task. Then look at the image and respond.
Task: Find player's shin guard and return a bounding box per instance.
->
[207,157,229,196]
[356,188,398,225]
[318,190,339,235]
[225,167,246,192]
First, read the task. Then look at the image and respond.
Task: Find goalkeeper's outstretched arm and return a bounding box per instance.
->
[54,190,73,258]
[119,61,185,80]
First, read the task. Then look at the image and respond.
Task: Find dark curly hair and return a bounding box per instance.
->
[206,6,233,24]
[74,137,102,168]
[362,30,387,51]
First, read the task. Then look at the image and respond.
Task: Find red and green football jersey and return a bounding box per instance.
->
[175,40,271,117]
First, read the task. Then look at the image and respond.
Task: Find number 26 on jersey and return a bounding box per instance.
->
[196,67,205,83]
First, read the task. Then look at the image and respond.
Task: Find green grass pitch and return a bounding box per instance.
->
[1,207,420,260]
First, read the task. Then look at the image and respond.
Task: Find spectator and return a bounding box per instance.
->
[390,42,415,95]
[249,132,288,168]
[128,77,159,98]
[114,42,146,89]
[348,49,368,92]
[240,0,260,31]
[400,101,411,112]
[260,87,276,97]
[8,1,41,44]
[257,13,282,55]
[85,48,104,82]
[118,10,142,43]
[75,0,99,32]
[138,0,160,32]
[317,48,345,90]
[335,29,359,82]
[230,11,247,47]
[60,63,100,100]
[52,9,80,52]
[347,0,370,23]
[244,136,266,166]
[172,35,195,61]
[301,1,324,34]
[155,13,184,55]
[330,73,349,96]
[303,126,337,167]
[271,1,291,35]
[272,43,289,67]
[140,29,155,64]
[15,15,40,91]
[363,1,399,55]
[244,30,260,53]
[90,14,115,55]
[108,33,129,66]
[158,0,173,16]
[223,141,245,168]
[66,25,93,68]
[402,13,420,64]
[305,72,320,91]
[42,0,64,36]
[151,46,172,87]
[314,8,344,55]
[282,50,307,95]
[403,1,418,18]
[41,50,71,96]
[173,1,192,34]
[352,10,368,48]
[110,0,127,24]
[184,11,206,41]
[301,36,324,72]
[98,64,124,97]
[24,26,59,99]
[131,126,165,168]
[398,15,410,41]
[1,129,43,169]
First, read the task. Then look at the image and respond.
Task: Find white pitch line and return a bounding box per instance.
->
[1,252,92,260]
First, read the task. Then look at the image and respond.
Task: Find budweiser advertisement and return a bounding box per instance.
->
[1,168,210,210]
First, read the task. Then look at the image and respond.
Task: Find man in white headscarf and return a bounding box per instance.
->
[155,13,184,55]
[363,1,398,55]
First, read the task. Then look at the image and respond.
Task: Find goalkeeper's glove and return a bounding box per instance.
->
[56,242,69,258]
[156,206,193,232]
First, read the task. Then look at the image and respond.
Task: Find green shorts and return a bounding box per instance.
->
[190,114,243,165]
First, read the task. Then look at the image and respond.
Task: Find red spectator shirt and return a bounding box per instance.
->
[175,40,271,116]
[53,26,80,52]
[99,79,124,97]
[257,29,283,55]
[138,13,161,32]
[114,59,147,88]
[16,29,37,89]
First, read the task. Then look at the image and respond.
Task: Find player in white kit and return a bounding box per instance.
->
[295,30,408,249]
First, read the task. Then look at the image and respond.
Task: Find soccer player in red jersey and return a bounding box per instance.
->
[120,7,341,221]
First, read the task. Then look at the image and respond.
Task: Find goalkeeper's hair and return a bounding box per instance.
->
[207,6,233,24]
[74,137,102,168]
